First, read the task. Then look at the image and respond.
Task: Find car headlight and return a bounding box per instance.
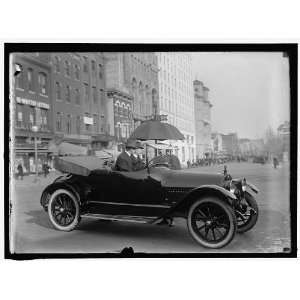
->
[229,181,236,194]
[242,178,247,192]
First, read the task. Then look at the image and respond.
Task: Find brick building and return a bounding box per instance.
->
[193,80,213,158]
[51,53,109,152]
[12,53,53,173]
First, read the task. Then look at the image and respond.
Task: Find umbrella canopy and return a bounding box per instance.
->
[129,120,185,141]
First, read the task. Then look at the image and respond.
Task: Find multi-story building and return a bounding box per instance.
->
[277,121,290,161]
[12,53,53,173]
[212,132,239,156]
[103,52,159,152]
[193,80,213,158]
[156,52,196,165]
[50,53,110,152]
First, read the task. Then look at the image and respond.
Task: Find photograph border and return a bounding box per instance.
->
[4,43,297,259]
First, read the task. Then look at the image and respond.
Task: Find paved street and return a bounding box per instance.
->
[10,162,291,254]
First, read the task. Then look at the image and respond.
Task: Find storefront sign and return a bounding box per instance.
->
[83,116,93,125]
[16,97,49,110]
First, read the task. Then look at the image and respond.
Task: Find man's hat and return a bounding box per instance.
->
[125,139,137,149]
[135,141,144,149]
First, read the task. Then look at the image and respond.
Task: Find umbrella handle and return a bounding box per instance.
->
[146,143,150,174]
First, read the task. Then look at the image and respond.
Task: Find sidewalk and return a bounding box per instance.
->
[12,170,62,188]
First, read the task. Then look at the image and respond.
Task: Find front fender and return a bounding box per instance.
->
[246,182,259,193]
[166,185,237,218]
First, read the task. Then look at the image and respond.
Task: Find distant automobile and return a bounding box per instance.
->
[252,156,266,164]
[40,157,259,249]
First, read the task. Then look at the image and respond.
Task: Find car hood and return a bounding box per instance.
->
[163,170,224,188]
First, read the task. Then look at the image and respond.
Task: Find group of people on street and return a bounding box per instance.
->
[16,162,51,180]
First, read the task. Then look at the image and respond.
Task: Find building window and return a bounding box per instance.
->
[65,61,70,76]
[16,104,23,127]
[85,113,91,131]
[66,85,71,102]
[93,114,98,133]
[98,64,103,79]
[54,56,60,72]
[29,106,35,128]
[40,109,48,130]
[76,116,81,134]
[38,72,47,95]
[56,82,61,100]
[91,60,96,72]
[75,88,80,105]
[75,64,80,80]
[83,57,88,72]
[66,114,72,134]
[27,68,34,91]
[84,84,89,102]
[56,112,62,131]
[15,67,24,89]
[92,87,97,103]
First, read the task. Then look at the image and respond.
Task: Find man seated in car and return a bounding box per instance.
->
[131,141,145,171]
[115,140,137,172]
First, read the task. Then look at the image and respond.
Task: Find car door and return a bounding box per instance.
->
[87,168,170,217]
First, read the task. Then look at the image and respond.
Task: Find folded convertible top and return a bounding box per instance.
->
[54,156,108,176]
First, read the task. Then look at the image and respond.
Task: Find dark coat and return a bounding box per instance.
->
[131,154,145,171]
[17,164,23,175]
[115,151,133,172]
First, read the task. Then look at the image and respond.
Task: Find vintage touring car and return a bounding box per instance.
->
[40,156,259,249]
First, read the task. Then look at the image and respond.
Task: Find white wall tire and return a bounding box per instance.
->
[48,189,80,231]
[187,197,237,249]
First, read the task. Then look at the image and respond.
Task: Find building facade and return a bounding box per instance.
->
[12,53,53,173]
[122,52,159,124]
[212,132,239,156]
[103,52,159,150]
[277,121,290,161]
[156,52,196,165]
[51,53,109,152]
[193,80,213,158]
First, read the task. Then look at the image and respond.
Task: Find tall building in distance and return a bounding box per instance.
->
[193,80,213,158]
[156,52,196,165]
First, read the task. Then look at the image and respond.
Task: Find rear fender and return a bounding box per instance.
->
[40,181,82,208]
[170,185,237,217]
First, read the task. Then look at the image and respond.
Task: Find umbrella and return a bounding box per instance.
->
[129,120,185,141]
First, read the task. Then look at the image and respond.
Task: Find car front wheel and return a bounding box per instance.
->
[48,189,80,231]
[187,197,237,249]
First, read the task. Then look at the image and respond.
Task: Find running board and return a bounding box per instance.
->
[81,213,157,224]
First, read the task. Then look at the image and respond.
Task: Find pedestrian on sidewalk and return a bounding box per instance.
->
[17,163,24,180]
[43,163,50,178]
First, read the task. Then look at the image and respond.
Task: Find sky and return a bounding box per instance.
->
[191,52,290,139]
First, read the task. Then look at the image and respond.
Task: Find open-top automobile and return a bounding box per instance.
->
[40,156,259,249]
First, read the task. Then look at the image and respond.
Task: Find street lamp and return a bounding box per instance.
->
[32,125,39,183]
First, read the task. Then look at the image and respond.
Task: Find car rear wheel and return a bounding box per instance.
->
[48,189,80,231]
[187,197,237,249]
[236,192,259,233]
